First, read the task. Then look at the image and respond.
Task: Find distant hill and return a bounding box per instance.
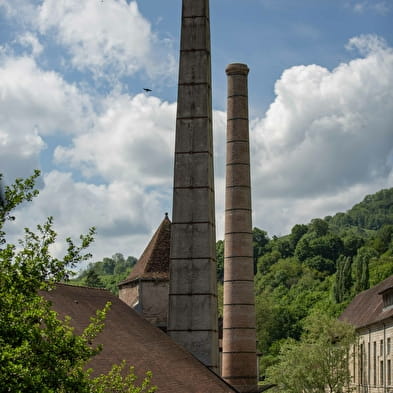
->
[252,187,393,376]
[69,253,137,294]
[326,188,393,230]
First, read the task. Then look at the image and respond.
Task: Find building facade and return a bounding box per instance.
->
[341,276,393,392]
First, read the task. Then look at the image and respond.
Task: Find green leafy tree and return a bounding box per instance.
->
[342,233,365,257]
[304,255,335,275]
[266,313,356,393]
[290,224,308,249]
[102,257,116,275]
[253,227,270,271]
[257,250,281,275]
[310,218,329,237]
[333,256,353,303]
[85,269,105,288]
[0,172,155,393]
[216,239,224,282]
[353,247,376,293]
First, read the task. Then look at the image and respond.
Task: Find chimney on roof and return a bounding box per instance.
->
[222,63,258,392]
[167,0,219,374]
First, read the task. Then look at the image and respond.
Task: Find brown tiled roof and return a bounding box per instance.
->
[339,275,393,328]
[42,283,238,393]
[119,215,171,285]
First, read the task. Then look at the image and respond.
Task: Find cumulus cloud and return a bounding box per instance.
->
[0,0,37,20]
[250,34,393,234]
[37,0,176,80]
[54,93,176,187]
[0,55,92,137]
[0,54,93,182]
[6,170,167,261]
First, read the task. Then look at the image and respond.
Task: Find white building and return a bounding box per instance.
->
[340,275,393,392]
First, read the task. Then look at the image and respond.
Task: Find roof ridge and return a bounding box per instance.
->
[54,282,111,292]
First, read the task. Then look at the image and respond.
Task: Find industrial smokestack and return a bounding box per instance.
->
[167,0,219,373]
[222,63,258,392]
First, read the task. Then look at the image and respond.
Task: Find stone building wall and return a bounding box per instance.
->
[118,282,139,309]
[119,279,168,330]
[140,280,169,329]
[351,319,393,393]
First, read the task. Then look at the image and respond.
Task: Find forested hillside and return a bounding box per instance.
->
[70,253,136,294]
[250,187,393,375]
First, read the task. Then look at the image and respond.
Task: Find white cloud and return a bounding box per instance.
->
[348,1,391,15]
[6,170,168,262]
[250,35,393,234]
[0,0,37,20]
[0,55,92,181]
[37,0,176,80]
[0,55,93,136]
[54,92,176,187]
[0,54,93,182]
[346,34,389,55]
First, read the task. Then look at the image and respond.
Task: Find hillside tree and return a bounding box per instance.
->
[266,313,356,393]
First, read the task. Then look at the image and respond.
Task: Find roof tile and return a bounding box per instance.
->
[339,275,393,328]
[42,283,238,393]
[119,215,171,285]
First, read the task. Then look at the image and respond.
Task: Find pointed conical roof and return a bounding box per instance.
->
[119,214,171,285]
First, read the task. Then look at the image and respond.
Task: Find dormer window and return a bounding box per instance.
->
[379,287,393,311]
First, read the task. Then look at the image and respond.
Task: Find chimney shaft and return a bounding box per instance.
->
[167,0,219,373]
[222,63,258,392]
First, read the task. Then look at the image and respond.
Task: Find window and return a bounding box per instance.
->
[374,342,377,385]
[388,359,391,386]
[388,338,391,355]
[381,340,384,356]
[381,361,384,385]
[368,342,371,383]
[383,290,393,309]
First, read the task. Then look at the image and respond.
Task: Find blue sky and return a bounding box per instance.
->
[0,0,392,262]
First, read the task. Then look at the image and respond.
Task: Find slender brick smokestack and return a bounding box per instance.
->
[222,63,258,392]
[167,0,219,373]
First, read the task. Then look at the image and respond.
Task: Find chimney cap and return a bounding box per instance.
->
[226,63,249,75]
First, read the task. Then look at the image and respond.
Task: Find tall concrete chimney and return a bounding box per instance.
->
[167,0,219,373]
[222,63,258,392]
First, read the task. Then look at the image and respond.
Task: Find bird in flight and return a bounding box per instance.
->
[143,88,152,93]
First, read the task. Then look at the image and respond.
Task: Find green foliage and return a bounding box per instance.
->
[369,253,393,286]
[265,313,356,393]
[290,224,308,249]
[253,187,393,376]
[85,270,105,288]
[257,250,281,275]
[216,240,224,282]
[333,256,353,304]
[0,173,155,393]
[328,188,393,230]
[310,218,329,237]
[72,254,137,294]
[90,361,156,393]
[295,232,343,263]
[304,255,335,275]
[253,227,270,271]
[353,247,375,292]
